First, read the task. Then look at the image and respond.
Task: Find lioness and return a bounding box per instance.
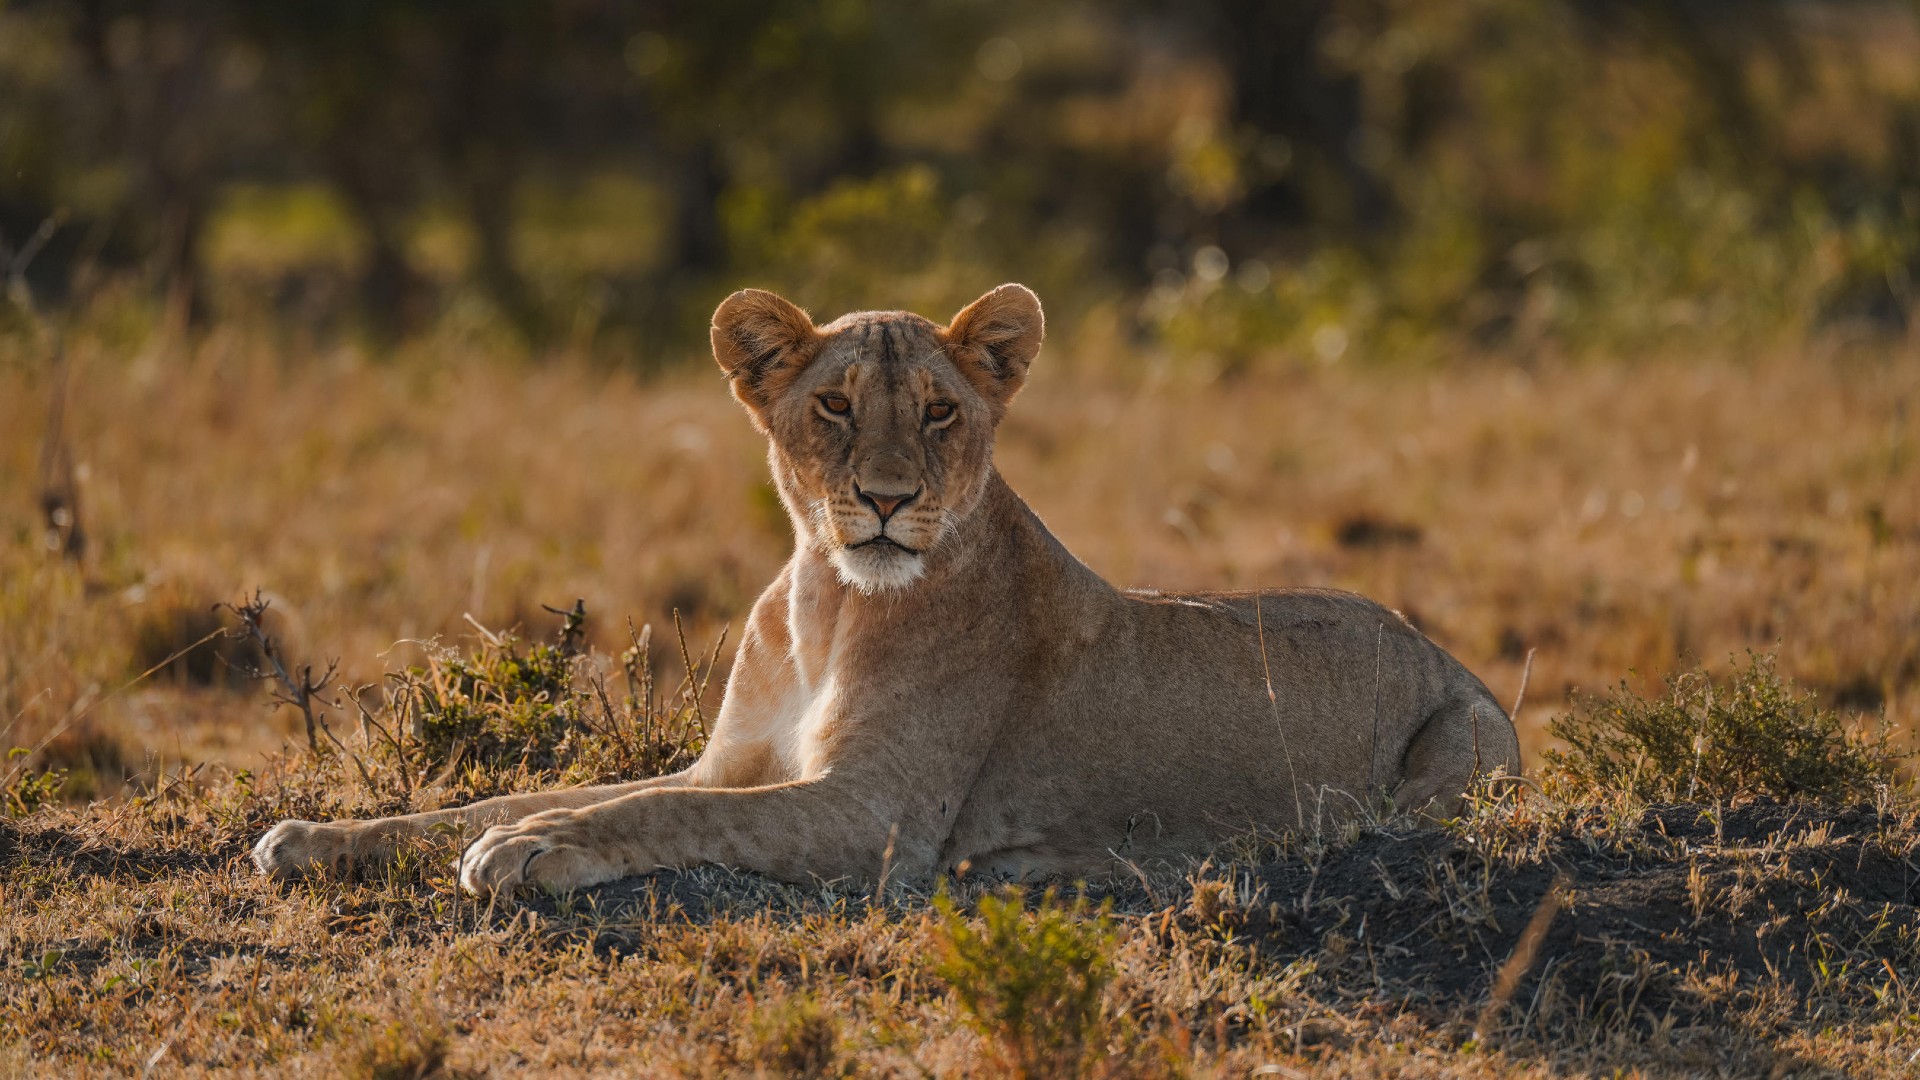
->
[254,284,1519,895]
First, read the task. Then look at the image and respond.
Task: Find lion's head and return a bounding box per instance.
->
[711,284,1044,593]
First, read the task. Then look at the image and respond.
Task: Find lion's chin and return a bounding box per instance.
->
[830,543,927,594]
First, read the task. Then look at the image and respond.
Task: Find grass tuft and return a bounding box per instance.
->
[744,992,842,1078]
[340,1010,459,1080]
[403,629,584,772]
[933,887,1116,1079]
[1542,652,1908,806]
[3,747,65,815]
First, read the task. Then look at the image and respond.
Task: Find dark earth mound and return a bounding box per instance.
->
[1168,800,1919,1028]
[506,799,1919,1029]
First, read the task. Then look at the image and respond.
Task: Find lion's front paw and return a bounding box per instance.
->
[252,819,367,879]
[456,810,629,897]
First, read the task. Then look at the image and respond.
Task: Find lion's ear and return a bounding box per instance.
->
[943,283,1044,406]
[711,289,822,416]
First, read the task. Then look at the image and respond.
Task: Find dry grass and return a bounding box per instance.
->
[2,326,1918,1075]
[2,330,1915,779]
[2,668,1916,1075]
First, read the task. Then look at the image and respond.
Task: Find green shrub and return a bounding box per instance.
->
[1542,653,1904,806]
[363,607,713,798]
[399,630,582,771]
[932,887,1116,1079]
[3,747,66,816]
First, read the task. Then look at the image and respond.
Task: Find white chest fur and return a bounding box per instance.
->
[771,558,848,781]
[770,674,840,781]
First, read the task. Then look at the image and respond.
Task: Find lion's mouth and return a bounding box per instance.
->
[848,534,921,556]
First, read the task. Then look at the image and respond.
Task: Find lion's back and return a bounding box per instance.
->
[945,580,1507,871]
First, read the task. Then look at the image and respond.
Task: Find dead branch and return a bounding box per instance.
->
[218,591,338,754]
[4,218,87,563]
[35,345,85,562]
[542,597,589,656]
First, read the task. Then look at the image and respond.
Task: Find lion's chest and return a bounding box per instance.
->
[767,561,850,780]
[767,674,841,781]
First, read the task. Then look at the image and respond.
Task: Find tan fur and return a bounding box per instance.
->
[253,284,1519,895]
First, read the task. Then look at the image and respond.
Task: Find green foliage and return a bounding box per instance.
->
[400,631,582,771]
[356,608,714,803]
[726,165,1003,324]
[7,1,1917,358]
[1543,653,1906,806]
[1151,0,1920,364]
[932,886,1116,1079]
[4,747,66,817]
[19,948,64,981]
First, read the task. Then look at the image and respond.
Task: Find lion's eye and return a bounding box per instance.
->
[925,401,954,423]
[820,393,851,416]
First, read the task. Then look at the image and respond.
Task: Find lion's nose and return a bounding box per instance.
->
[857,487,919,522]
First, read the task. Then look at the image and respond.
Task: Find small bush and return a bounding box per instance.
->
[3,747,66,816]
[932,887,1116,1079]
[350,607,714,803]
[1543,652,1905,806]
[399,629,582,771]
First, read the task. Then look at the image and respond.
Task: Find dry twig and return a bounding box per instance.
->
[219,591,339,754]
[542,597,589,656]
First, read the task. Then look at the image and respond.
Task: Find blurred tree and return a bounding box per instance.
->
[1183,0,1396,236]
[0,0,1912,355]
[232,3,435,338]
[68,0,269,327]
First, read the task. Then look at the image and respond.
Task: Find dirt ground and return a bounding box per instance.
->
[4,775,1917,1076]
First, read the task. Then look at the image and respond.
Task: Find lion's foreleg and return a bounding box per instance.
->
[455,779,922,895]
[251,771,691,879]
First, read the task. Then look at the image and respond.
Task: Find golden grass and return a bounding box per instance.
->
[2,329,1914,783]
[2,327,1918,1075]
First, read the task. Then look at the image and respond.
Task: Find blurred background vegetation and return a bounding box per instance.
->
[2,0,1917,799]
[4,0,1920,365]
